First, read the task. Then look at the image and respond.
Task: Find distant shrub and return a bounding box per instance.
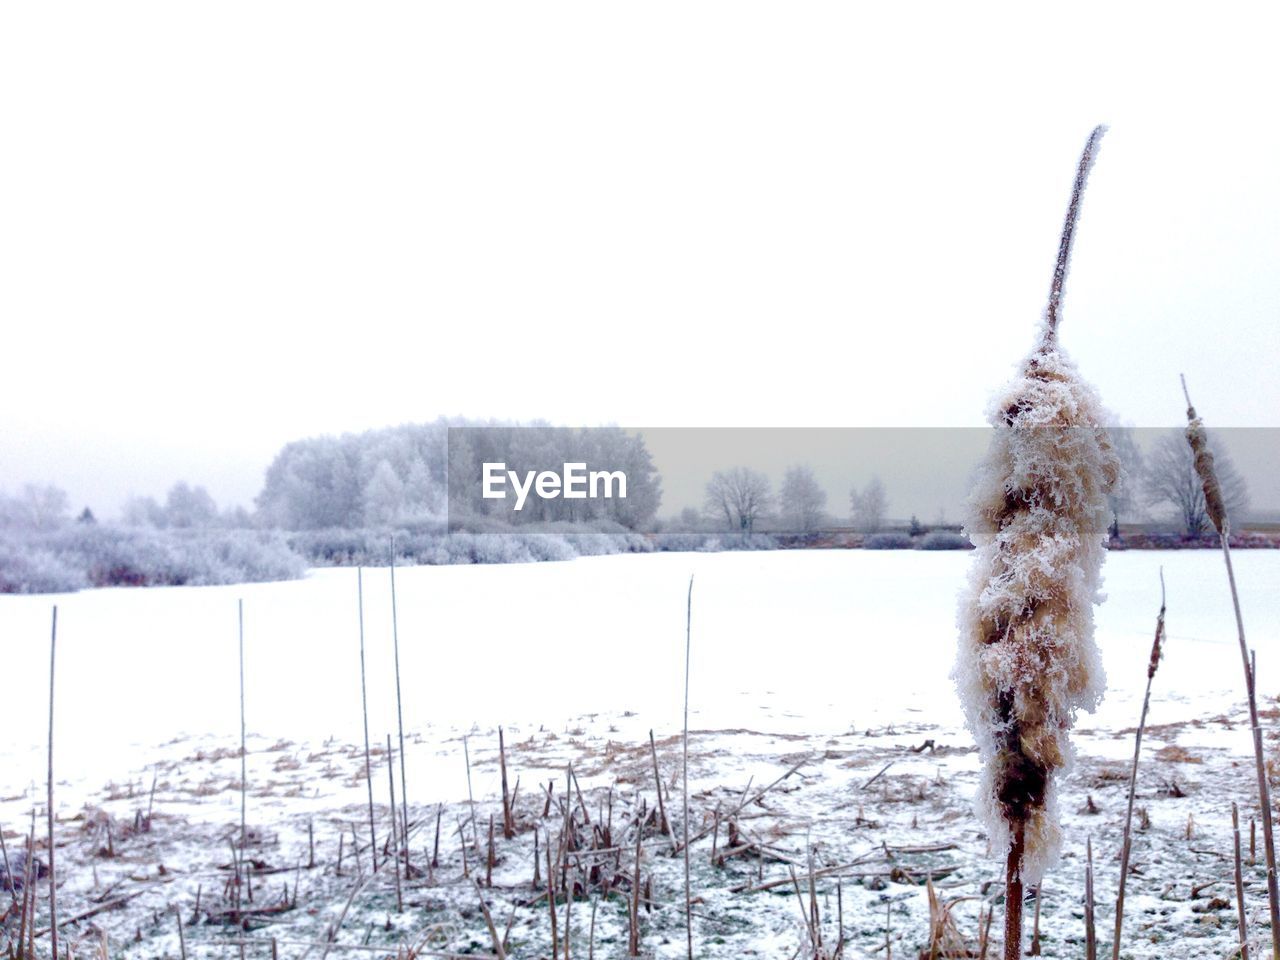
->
[863,532,914,550]
[0,526,305,593]
[0,541,89,594]
[917,531,972,550]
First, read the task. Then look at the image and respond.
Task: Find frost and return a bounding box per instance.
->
[954,344,1120,883]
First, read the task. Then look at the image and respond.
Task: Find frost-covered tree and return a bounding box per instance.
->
[780,465,827,532]
[954,126,1118,960]
[257,436,363,529]
[5,484,71,530]
[1145,428,1248,536]
[704,467,772,535]
[849,476,887,533]
[363,459,405,526]
[165,482,218,528]
[122,495,168,528]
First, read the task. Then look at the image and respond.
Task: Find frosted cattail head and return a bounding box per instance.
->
[954,126,1120,884]
[1181,375,1229,536]
[1147,572,1166,681]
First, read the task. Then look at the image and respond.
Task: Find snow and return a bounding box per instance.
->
[1,549,1277,957]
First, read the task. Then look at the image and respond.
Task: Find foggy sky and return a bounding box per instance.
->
[2,3,1278,517]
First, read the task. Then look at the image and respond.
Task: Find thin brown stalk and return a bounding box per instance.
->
[0,824,14,907]
[1112,569,1165,960]
[648,730,670,838]
[807,840,821,950]
[473,880,508,960]
[433,803,443,870]
[386,737,403,912]
[1182,376,1280,958]
[464,737,480,854]
[239,599,247,859]
[979,905,993,960]
[356,570,377,873]
[547,832,559,956]
[628,823,642,957]
[499,727,513,840]
[588,895,598,960]
[389,538,411,862]
[1084,838,1096,960]
[176,904,188,960]
[1003,822,1024,960]
[47,606,59,960]
[1233,802,1251,960]
[681,574,694,960]
[1030,887,1041,956]
[486,815,495,889]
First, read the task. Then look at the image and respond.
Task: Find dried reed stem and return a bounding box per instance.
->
[649,730,670,838]
[1233,802,1251,960]
[682,574,694,960]
[386,736,402,912]
[356,568,377,873]
[464,736,480,854]
[1182,376,1280,957]
[1030,887,1042,956]
[238,598,248,868]
[0,823,14,907]
[499,727,513,840]
[1084,838,1096,960]
[1111,569,1165,959]
[546,831,558,956]
[389,538,410,859]
[473,879,508,960]
[47,606,59,960]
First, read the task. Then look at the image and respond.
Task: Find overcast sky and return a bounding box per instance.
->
[2,3,1277,516]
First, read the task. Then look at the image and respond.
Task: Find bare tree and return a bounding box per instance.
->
[849,476,887,533]
[779,465,827,532]
[1146,429,1248,536]
[704,467,772,535]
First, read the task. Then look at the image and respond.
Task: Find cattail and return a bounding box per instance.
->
[1181,374,1228,535]
[1181,375,1280,956]
[954,125,1118,960]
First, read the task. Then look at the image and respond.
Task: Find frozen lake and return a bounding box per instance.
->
[1,548,1277,801]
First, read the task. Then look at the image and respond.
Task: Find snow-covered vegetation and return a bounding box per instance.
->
[1,550,1277,958]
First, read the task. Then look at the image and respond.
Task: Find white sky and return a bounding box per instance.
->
[2,3,1278,515]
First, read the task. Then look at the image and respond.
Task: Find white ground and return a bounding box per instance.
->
[1,549,1278,958]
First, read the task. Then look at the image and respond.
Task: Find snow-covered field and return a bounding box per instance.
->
[1,549,1277,958]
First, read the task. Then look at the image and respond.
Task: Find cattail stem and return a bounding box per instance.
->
[682,574,694,960]
[47,606,58,960]
[238,599,247,859]
[1004,821,1024,960]
[1112,569,1165,960]
[389,537,410,861]
[1182,377,1280,957]
[356,568,377,873]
